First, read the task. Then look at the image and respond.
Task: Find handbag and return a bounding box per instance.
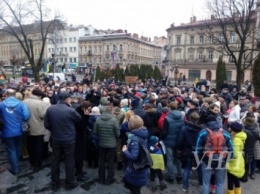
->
[132,138,153,171]
[13,109,29,133]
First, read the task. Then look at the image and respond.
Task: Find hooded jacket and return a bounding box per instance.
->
[162,110,184,148]
[93,112,120,148]
[0,96,30,138]
[226,131,247,178]
[123,127,149,187]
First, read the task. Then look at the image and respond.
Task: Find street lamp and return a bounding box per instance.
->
[9,55,17,79]
[174,64,179,86]
[50,53,55,79]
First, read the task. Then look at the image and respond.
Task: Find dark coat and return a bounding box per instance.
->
[178,121,203,157]
[44,102,81,143]
[162,110,184,148]
[123,127,149,187]
[132,105,147,122]
[244,124,259,163]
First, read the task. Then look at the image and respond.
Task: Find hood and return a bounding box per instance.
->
[3,97,20,108]
[100,112,114,121]
[168,110,182,120]
[205,121,221,130]
[234,131,247,141]
[232,104,241,112]
[100,97,109,105]
[185,121,203,132]
[113,107,121,115]
[130,127,148,139]
[161,107,169,113]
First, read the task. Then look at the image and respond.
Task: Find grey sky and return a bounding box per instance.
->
[46,0,207,38]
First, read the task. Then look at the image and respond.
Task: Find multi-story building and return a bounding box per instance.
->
[165,15,255,82]
[78,32,162,70]
[46,25,102,72]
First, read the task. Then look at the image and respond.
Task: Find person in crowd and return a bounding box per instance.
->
[23,89,47,170]
[241,113,259,182]
[195,115,233,194]
[228,100,241,124]
[226,122,247,194]
[0,89,30,175]
[131,97,147,122]
[75,101,92,181]
[86,86,101,106]
[93,105,120,184]
[178,112,203,192]
[149,135,167,192]
[240,104,259,123]
[42,97,51,160]
[185,99,200,121]
[44,91,81,191]
[143,103,159,137]
[218,94,228,116]
[87,106,101,168]
[221,88,233,107]
[122,115,149,194]
[239,96,250,119]
[120,98,129,113]
[98,96,110,114]
[161,101,184,184]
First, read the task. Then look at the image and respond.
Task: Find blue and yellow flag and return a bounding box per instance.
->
[43,59,50,73]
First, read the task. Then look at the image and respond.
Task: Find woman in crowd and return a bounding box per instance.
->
[122,115,149,194]
[240,105,259,123]
[226,122,247,194]
[228,100,241,124]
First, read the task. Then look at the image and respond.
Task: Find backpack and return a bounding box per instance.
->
[204,128,227,158]
[158,111,169,130]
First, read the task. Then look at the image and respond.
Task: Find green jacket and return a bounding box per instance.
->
[226,131,247,178]
[93,112,120,148]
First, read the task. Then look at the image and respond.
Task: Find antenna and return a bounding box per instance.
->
[191,3,194,17]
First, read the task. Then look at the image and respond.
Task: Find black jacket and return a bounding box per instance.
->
[44,102,81,143]
[244,124,259,163]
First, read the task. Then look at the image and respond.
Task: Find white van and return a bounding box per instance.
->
[47,73,65,82]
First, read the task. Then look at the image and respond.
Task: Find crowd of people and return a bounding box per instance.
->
[0,74,259,194]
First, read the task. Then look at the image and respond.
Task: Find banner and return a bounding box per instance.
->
[125,76,138,83]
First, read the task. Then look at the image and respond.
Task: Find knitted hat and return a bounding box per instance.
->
[100,97,110,105]
[150,136,159,145]
[230,122,243,132]
[91,106,100,115]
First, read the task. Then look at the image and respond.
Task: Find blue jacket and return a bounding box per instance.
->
[123,127,149,187]
[163,110,184,148]
[0,97,30,138]
[88,115,100,131]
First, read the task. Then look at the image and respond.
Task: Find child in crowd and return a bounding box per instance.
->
[149,136,167,192]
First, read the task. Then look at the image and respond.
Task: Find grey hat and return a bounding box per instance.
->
[59,92,71,100]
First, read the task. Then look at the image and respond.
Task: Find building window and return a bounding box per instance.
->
[189,70,201,81]
[48,48,51,53]
[176,37,181,45]
[199,35,204,44]
[73,47,76,52]
[74,58,77,62]
[175,52,181,60]
[69,38,72,42]
[120,44,123,51]
[106,45,109,51]
[60,58,63,63]
[190,36,194,45]
[226,71,232,81]
[60,39,63,43]
[189,52,194,61]
[113,45,117,51]
[229,55,235,62]
[69,58,72,62]
[80,47,82,53]
[198,52,203,60]
[208,51,213,62]
[70,47,73,52]
[219,33,224,42]
[219,52,223,58]
[74,37,76,42]
[64,47,67,52]
[99,46,102,52]
[65,58,67,62]
[230,32,236,43]
[64,38,67,43]
[209,35,213,43]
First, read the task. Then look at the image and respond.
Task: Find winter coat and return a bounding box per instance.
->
[120,121,130,145]
[228,105,241,124]
[226,131,247,178]
[162,110,184,148]
[144,108,159,137]
[88,114,100,131]
[44,102,81,143]
[114,107,125,125]
[93,112,120,148]
[178,121,203,158]
[132,105,147,123]
[23,95,47,136]
[123,127,149,187]
[243,123,259,163]
[0,97,30,138]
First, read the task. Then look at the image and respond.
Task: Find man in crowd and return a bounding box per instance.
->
[44,91,81,191]
[0,89,30,175]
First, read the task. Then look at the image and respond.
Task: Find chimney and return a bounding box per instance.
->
[118,29,123,33]
[149,37,151,42]
[124,30,127,34]
[211,15,215,20]
[190,17,193,23]
[193,16,196,22]
[133,33,139,39]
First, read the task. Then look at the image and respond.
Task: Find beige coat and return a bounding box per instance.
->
[23,95,47,136]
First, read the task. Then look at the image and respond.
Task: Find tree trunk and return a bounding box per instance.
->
[236,66,242,90]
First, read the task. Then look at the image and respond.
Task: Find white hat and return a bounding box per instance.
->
[90,106,100,115]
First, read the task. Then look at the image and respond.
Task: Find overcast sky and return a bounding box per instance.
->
[46,0,207,38]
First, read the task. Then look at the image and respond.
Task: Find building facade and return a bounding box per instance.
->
[165,16,255,83]
[78,32,162,70]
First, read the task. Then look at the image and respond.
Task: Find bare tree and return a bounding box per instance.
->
[0,0,64,81]
[204,0,258,88]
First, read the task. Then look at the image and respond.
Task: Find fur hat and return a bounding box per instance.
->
[230,122,243,132]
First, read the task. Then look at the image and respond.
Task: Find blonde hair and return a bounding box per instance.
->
[15,92,23,101]
[128,115,144,130]
[123,110,135,122]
